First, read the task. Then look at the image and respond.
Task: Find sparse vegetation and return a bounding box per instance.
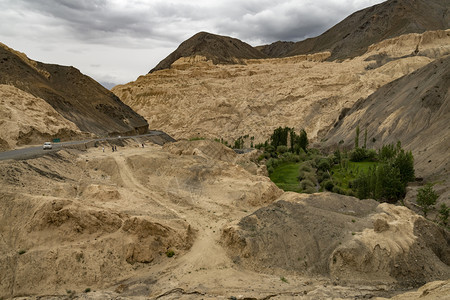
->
[416,184,438,217]
[280,276,288,283]
[84,288,91,293]
[18,249,26,255]
[261,125,415,203]
[166,249,175,257]
[438,203,449,226]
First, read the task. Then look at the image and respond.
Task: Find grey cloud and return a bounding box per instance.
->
[0,0,385,84]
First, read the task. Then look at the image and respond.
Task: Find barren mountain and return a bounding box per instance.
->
[1,140,448,299]
[0,43,148,139]
[149,32,267,73]
[113,30,450,146]
[259,0,450,60]
[0,84,86,151]
[324,55,450,181]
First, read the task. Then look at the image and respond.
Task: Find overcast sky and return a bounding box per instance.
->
[0,0,385,88]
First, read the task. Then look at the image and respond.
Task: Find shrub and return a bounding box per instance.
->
[300,179,315,190]
[332,186,346,195]
[304,173,318,185]
[166,249,175,257]
[304,187,317,194]
[416,184,438,217]
[299,163,312,173]
[322,180,334,191]
[438,203,449,226]
[317,158,331,172]
[319,172,330,182]
[350,147,367,162]
[277,145,288,154]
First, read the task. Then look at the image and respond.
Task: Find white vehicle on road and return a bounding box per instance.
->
[43,142,52,150]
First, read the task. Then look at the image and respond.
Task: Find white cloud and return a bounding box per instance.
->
[0,0,385,85]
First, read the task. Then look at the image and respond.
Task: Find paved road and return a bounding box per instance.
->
[0,131,174,161]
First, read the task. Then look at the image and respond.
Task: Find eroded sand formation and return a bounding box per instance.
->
[1,140,448,299]
[113,30,450,144]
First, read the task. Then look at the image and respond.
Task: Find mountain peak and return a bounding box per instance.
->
[259,0,450,60]
[149,31,267,73]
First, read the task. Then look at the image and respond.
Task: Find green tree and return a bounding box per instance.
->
[363,128,367,149]
[270,127,291,149]
[438,203,449,226]
[376,163,404,202]
[416,184,438,217]
[289,129,296,152]
[394,149,415,184]
[297,129,308,153]
[354,125,360,149]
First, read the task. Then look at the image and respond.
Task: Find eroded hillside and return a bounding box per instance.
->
[1,141,449,299]
[113,30,450,146]
[0,42,149,142]
[0,84,88,151]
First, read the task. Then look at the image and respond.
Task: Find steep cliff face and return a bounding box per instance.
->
[259,0,450,60]
[0,43,148,138]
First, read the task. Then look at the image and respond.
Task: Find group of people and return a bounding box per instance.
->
[101,143,145,153]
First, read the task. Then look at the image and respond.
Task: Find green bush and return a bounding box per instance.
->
[317,158,332,172]
[304,187,317,194]
[438,203,449,226]
[332,186,346,195]
[322,180,334,191]
[300,179,315,190]
[416,184,438,217]
[350,147,367,162]
[166,249,175,258]
[277,145,288,154]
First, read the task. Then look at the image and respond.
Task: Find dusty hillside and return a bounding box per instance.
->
[149,32,267,73]
[113,30,449,145]
[259,0,450,60]
[0,84,89,151]
[1,141,448,299]
[0,42,148,137]
[324,55,449,182]
[223,192,450,287]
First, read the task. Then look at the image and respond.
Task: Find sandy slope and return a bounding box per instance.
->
[113,30,450,145]
[0,84,85,150]
[1,141,448,299]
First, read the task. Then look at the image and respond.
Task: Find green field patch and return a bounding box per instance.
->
[269,162,302,192]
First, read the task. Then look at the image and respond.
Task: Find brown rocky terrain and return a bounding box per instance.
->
[258,0,450,60]
[149,32,268,73]
[0,42,148,144]
[1,140,449,299]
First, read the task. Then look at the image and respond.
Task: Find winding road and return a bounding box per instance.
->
[0,130,175,161]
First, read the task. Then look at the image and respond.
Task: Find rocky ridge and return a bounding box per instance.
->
[0,42,149,144]
[258,0,450,60]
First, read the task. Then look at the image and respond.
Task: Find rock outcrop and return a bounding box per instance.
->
[222,192,450,287]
